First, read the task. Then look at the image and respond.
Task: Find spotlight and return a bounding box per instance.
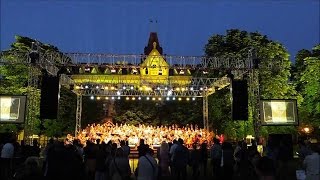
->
[90,96,94,100]
[152,97,156,101]
[117,97,121,100]
[139,87,143,90]
[176,87,180,91]
[178,97,182,101]
[181,88,185,91]
[185,87,188,90]
[172,97,176,100]
[190,87,194,91]
[96,86,99,89]
[105,97,109,100]
[111,97,115,100]
[126,97,130,100]
[111,69,116,73]
[75,85,80,90]
[192,97,196,101]
[158,97,161,101]
[167,90,173,96]
[186,97,190,101]
[123,86,126,90]
[97,97,101,100]
[179,70,185,75]
[157,87,160,90]
[132,97,136,100]
[116,91,121,96]
[105,87,109,90]
[200,87,203,91]
[165,87,168,90]
[130,86,134,90]
[111,86,115,90]
[85,85,89,89]
[166,97,170,101]
[146,97,150,100]
[138,97,141,100]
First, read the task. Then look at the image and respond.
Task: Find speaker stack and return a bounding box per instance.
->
[231,80,248,120]
[40,74,60,119]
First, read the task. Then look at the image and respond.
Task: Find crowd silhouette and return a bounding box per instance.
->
[1,127,319,180]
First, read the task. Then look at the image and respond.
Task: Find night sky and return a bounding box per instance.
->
[1,0,319,61]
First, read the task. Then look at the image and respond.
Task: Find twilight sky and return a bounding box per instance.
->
[1,0,319,61]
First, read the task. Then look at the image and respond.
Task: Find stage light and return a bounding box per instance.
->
[138,97,141,100]
[185,87,188,90]
[105,87,109,90]
[192,97,196,101]
[172,97,176,100]
[105,97,109,100]
[97,97,101,100]
[190,87,194,91]
[139,87,143,91]
[158,97,161,101]
[117,97,121,100]
[75,85,80,90]
[208,88,213,91]
[111,69,116,73]
[123,86,126,90]
[176,87,180,91]
[166,97,170,101]
[186,97,190,101]
[116,91,121,96]
[165,87,168,90]
[146,97,150,100]
[181,88,185,91]
[157,87,160,90]
[96,86,99,89]
[111,86,115,90]
[152,97,156,101]
[126,97,130,100]
[200,87,203,91]
[85,85,89,89]
[90,96,94,100]
[178,97,182,101]
[130,86,134,90]
[111,97,115,100]
[203,71,208,75]
[167,90,173,96]
[132,97,136,100]
[179,70,184,75]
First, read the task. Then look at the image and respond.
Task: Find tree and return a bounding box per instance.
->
[295,45,320,131]
[204,29,297,138]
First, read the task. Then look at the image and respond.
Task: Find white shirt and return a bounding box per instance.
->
[303,153,320,175]
[1,143,14,158]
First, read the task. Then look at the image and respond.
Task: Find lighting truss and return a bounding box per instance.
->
[1,51,253,70]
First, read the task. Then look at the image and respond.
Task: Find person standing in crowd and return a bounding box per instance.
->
[120,140,130,158]
[0,136,15,180]
[95,143,107,180]
[303,143,320,180]
[138,139,147,158]
[221,142,234,180]
[84,140,98,180]
[158,141,170,177]
[137,146,158,180]
[172,138,189,180]
[109,148,131,180]
[189,143,201,179]
[298,140,312,161]
[169,139,178,175]
[210,138,222,179]
[200,141,208,176]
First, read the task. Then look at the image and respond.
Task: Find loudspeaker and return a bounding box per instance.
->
[232,80,248,120]
[40,75,60,119]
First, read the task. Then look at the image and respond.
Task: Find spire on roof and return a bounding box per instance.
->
[144,32,163,55]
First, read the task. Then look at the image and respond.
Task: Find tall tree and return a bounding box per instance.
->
[204,29,296,138]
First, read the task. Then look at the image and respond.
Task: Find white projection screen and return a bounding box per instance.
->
[260,99,298,126]
[0,95,27,123]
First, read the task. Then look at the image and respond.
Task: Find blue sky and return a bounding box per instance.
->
[1,0,319,61]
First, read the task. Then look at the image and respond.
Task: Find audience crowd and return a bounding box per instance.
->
[0,125,319,180]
